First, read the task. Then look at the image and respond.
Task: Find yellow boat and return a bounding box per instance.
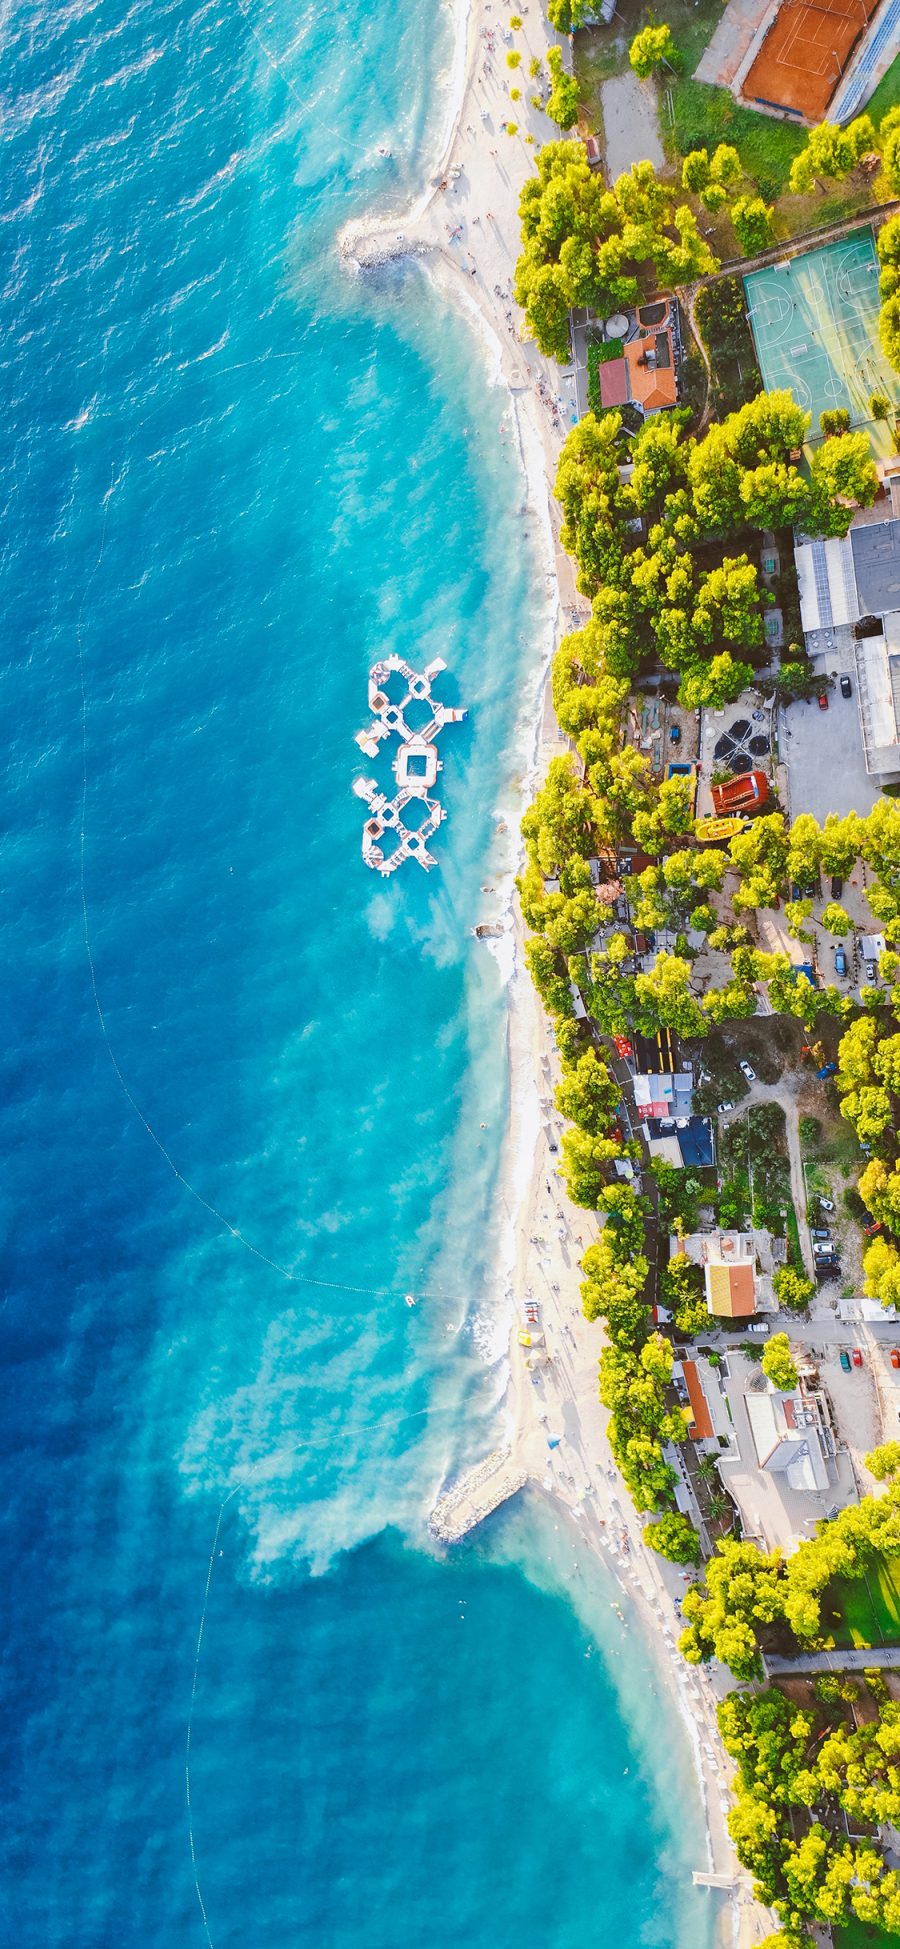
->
[694,815,751,844]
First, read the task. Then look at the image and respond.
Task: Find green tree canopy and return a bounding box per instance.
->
[645,1511,701,1564]
[629,23,676,80]
[547,0,592,27]
[731,194,773,256]
[555,1045,619,1134]
[773,1267,814,1312]
[820,900,850,935]
[762,1332,799,1392]
[809,431,879,520]
[545,45,579,130]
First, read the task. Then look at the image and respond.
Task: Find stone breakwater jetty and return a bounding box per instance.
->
[429,1448,531,1543]
[353,653,467,876]
[339,225,431,273]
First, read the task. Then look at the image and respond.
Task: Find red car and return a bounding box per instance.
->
[891,1350,900,1370]
[852,1348,863,1368]
[818,693,829,710]
[863,1219,883,1237]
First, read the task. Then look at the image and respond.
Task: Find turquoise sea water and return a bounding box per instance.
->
[0,0,715,1941]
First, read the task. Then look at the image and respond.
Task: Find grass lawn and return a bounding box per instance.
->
[866,51,900,127]
[827,1558,900,1648]
[575,0,723,139]
[665,79,807,195]
[837,1920,900,1949]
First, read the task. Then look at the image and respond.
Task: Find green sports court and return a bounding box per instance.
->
[744,230,900,449]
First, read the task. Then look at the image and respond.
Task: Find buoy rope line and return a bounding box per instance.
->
[185,1404,438,1946]
[75,477,500,1316]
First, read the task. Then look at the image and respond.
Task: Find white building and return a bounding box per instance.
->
[796,517,900,780]
[744,1381,831,1495]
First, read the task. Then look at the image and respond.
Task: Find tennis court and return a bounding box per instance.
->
[743,0,878,122]
[744,231,900,447]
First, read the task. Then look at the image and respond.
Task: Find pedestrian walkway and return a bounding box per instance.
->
[695,0,776,89]
[766,1643,900,1674]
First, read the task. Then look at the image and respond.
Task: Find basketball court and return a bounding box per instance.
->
[743,0,877,122]
[744,231,900,447]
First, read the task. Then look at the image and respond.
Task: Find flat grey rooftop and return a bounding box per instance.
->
[851,519,900,618]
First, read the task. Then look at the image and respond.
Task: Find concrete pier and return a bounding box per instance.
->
[429,1448,531,1543]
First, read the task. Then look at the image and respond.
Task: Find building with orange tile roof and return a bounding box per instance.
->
[625,333,677,413]
[706,1261,757,1319]
[681,1359,715,1442]
[674,1231,760,1320]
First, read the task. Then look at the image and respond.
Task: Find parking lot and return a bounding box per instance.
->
[781,664,880,826]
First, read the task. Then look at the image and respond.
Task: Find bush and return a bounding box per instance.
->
[506,49,521,68]
[820,407,851,436]
[592,336,624,366]
[773,1266,815,1312]
[814,1673,842,1703]
[798,1114,821,1149]
[694,275,762,414]
[870,390,891,420]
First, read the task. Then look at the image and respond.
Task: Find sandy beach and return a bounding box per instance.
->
[343,9,770,1944]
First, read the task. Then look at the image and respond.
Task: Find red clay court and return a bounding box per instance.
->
[743,0,879,122]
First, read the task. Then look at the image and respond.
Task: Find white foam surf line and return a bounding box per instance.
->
[418,259,562,1326]
[338,0,473,260]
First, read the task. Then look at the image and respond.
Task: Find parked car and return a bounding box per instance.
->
[831,875,844,898]
[811,1228,832,1241]
[840,675,852,699]
[818,692,829,710]
[835,949,847,976]
[840,1351,852,1372]
[669,723,681,744]
[818,1198,835,1212]
[716,1100,735,1114]
[853,1348,863,1368]
[747,1322,769,1337]
[891,1349,900,1370]
[863,1218,883,1237]
[739,1059,756,1082]
[817,1060,837,1076]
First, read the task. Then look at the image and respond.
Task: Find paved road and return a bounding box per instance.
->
[766,1645,900,1675]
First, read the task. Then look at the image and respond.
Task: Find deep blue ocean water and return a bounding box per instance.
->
[0,0,715,1941]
